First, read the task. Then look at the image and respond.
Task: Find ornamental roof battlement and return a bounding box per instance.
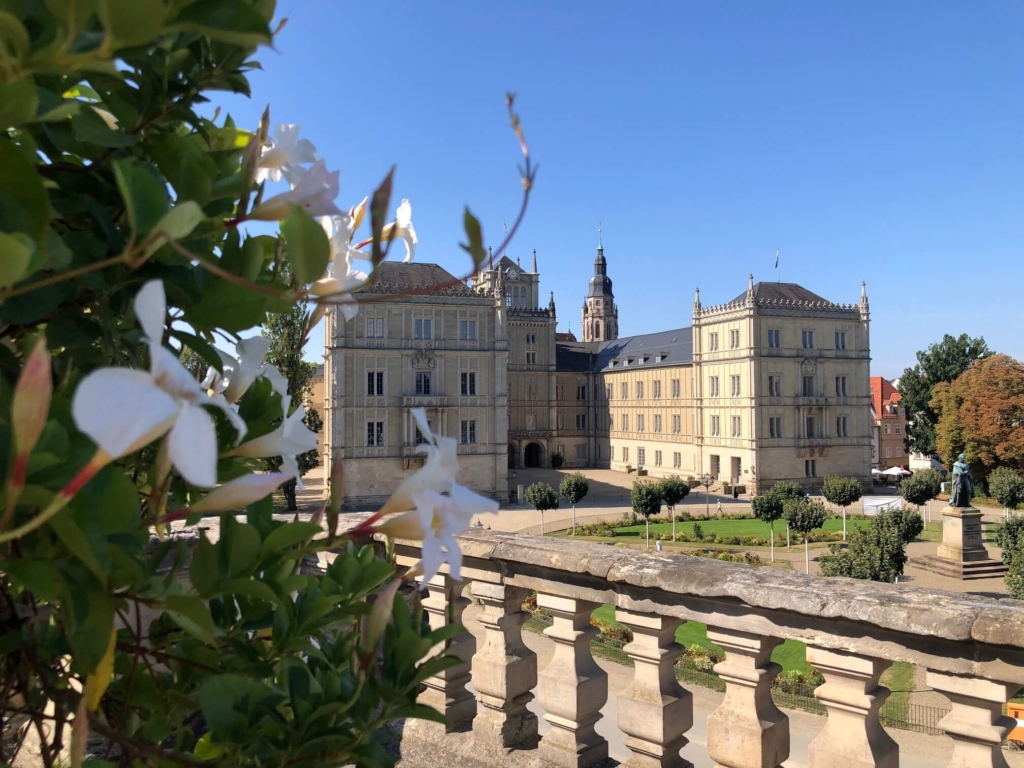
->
[696,281,863,318]
[354,262,490,303]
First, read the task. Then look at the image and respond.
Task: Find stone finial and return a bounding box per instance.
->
[532,248,538,274]
[488,244,493,269]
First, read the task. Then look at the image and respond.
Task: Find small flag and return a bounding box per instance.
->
[775,249,779,269]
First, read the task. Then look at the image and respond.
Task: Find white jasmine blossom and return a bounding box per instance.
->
[250,160,342,221]
[256,124,317,186]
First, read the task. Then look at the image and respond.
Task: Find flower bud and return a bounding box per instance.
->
[365,578,401,649]
[371,510,427,540]
[190,472,295,514]
[12,337,52,460]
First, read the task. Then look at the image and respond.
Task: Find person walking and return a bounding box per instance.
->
[716,499,723,516]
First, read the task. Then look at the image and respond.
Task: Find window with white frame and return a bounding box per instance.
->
[637,447,646,467]
[460,419,477,444]
[836,415,848,437]
[655,450,663,467]
[654,414,662,432]
[605,384,612,400]
[885,424,890,435]
[806,416,816,438]
[622,414,629,431]
[459,319,477,340]
[621,382,628,399]
[576,385,587,400]
[576,414,586,429]
[366,420,384,446]
[896,447,903,457]
[557,414,565,429]
[731,416,741,438]
[673,452,681,468]
[895,424,901,435]
[768,329,780,348]
[623,447,629,463]
[672,414,681,433]
[636,381,644,399]
[708,332,719,351]
[366,370,384,396]
[671,379,680,398]
[637,414,645,432]
[710,376,720,397]
[730,375,740,397]
[415,372,431,395]
[769,375,781,397]
[525,351,537,365]
[461,372,476,396]
[710,415,720,437]
[802,329,814,349]
[366,316,384,338]
[835,331,846,350]
[769,416,782,438]
[729,329,740,349]
[653,380,661,398]
[610,445,615,461]
[802,376,815,397]
[414,318,432,339]
[885,447,892,458]
[835,376,847,397]
[805,459,817,477]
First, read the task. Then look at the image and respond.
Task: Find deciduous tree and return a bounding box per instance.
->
[900,469,942,511]
[990,467,1024,514]
[658,476,690,541]
[559,472,589,535]
[631,480,663,550]
[899,333,992,456]
[784,498,829,574]
[526,482,559,535]
[821,475,863,540]
[751,490,785,562]
[932,354,1024,479]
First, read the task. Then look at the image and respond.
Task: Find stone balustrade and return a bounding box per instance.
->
[386,529,1024,768]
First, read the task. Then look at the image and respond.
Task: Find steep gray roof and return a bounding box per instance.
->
[355,262,482,299]
[730,282,829,305]
[555,327,694,373]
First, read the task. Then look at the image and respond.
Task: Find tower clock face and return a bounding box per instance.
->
[507,267,519,281]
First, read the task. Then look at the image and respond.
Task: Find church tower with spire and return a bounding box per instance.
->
[581,232,618,342]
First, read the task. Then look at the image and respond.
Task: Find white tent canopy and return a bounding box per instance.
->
[862,496,903,516]
[882,466,912,477]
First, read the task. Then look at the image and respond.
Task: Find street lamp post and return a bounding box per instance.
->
[700,473,713,519]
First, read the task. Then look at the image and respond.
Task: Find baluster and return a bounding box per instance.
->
[926,671,1017,768]
[418,574,476,731]
[806,648,898,768]
[616,609,692,767]
[537,594,608,767]
[471,582,538,748]
[706,628,789,768]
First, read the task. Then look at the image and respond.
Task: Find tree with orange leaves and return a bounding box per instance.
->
[932,354,1024,482]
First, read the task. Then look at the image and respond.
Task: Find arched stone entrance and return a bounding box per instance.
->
[525,442,543,468]
[507,443,517,469]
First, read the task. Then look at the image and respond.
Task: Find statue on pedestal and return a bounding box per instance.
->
[950,453,974,508]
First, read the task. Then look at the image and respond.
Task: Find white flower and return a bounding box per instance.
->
[202,342,286,404]
[227,394,318,488]
[378,485,498,582]
[308,215,369,319]
[190,472,296,514]
[256,124,317,186]
[72,280,246,487]
[250,160,342,221]
[378,408,458,515]
[381,199,417,262]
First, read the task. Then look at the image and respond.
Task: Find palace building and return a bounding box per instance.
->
[322,246,872,508]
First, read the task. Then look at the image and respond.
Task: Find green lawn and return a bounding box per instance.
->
[613,517,872,539]
[592,605,809,672]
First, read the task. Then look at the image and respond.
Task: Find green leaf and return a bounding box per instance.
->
[165,594,218,644]
[0,137,50,243]
[459,207,487,269]
[5,559,61,601]
[241,235,267,281]
[170,0,272,47]
[189,535,220,595]
[216,577,278,604]
[45,228,73,269]
[98,0,168,47]
[193,732,227,760]
[169,329,224,373]
[260,521,322,556]
[281,206,330,286]
[187,278,268,333]
[369,167,394,266]
[112,158,168,236]
[0,77,38,128]
[0,12,30,60]
[144,201,204,256]
[0,231,33,287]
[225,519,261,576]
[65,587,115,674]
[199,674,252,741]
[71,105,138,147]
[49,511,107,582]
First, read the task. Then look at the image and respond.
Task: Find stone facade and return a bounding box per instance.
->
[322,248,873,503]
[870,376,908,470]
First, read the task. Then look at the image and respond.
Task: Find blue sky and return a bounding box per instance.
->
[220,1,1024,378]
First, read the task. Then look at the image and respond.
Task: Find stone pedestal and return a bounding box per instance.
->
[916,506,1008,580]
[937,506,988,562]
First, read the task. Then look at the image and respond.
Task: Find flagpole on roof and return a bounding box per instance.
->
[776,248,780,282]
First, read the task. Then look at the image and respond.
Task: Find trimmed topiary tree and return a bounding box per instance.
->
[990,467,1024,517]
[820,510,914,583]
[886,507,925,544]
[658,475,690,541]
[631,480,664,551]
[900,468,942,513]
[751,491,785,562]
[559,472,589,535]
[526,481,559,535]
[1007,554,1024,600]
[821,475,863,541]
[995,515,1024,565]
[784,498,829,574]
